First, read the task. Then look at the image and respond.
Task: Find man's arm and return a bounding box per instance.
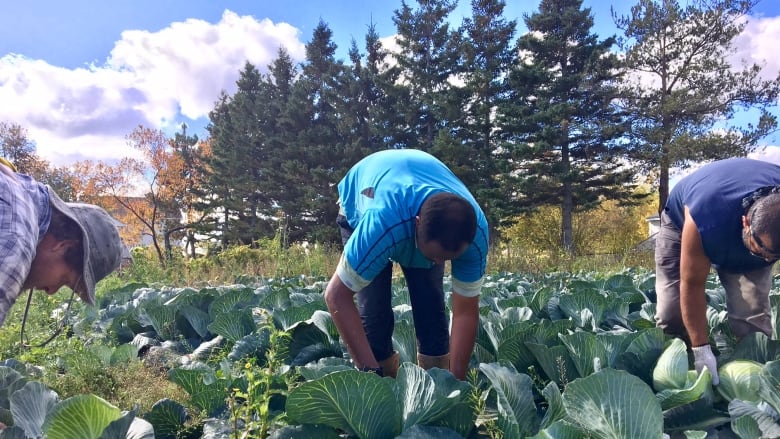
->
[449,292,479,380]
[323,272,379,370]
[680,206,712,347]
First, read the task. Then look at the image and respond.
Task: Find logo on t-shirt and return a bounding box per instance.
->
[361,187,375,198]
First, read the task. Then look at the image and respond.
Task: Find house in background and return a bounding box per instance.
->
[635,214,660,252]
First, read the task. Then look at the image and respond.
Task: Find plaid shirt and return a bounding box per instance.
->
[0,168,51,326]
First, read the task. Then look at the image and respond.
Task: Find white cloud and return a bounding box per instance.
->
[732,15,780,81]
[0,10,306,166]
[2,9,778,168]
[749,145,780,165]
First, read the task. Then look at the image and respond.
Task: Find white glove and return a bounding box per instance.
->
[692,344,719,385]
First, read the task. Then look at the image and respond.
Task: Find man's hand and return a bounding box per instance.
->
[692,344,719,385]
[324,273,379,370]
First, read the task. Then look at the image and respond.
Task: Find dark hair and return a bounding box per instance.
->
[49,207,84,273]
[748,191,780,252]
[418,192,477,252]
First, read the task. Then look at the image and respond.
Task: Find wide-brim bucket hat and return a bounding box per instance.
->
[46,187,123,305]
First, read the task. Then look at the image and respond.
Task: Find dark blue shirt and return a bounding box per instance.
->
[665,158,780,271]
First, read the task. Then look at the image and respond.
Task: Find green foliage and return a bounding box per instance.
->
[614,0,780,211]
[286,365,473,438]
[116,238,341,287]
[11,270,780,437]
[227,321,294,438]
[496,197,657,272]
[717,360,763,403]
[0,365,156,438]
[428,0,516,237]
[41,341,189,414]
[0,290,71,364]
[466,368,502,439]
[502,0,638,254]
[390,0,459,151]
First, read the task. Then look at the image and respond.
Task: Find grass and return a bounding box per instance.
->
[47,356,190,415]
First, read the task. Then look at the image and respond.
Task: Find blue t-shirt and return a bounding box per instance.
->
[665,158,780,270]
[336,149,489,297]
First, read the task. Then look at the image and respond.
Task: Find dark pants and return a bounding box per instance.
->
[338,215,449,361]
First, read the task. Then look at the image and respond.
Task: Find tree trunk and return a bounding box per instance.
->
[659,153,670,214]
[187,230,197,258]
[164,228,173,262]
[150,229,166,268]
[560,120,575,255]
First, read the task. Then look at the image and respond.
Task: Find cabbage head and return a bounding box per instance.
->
[717,360,763,403]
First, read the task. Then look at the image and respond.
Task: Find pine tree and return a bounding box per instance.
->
[503,0,638,254]
[390,0,460,150]
[206,63,277,247]
[171,123,208,258]
[276,21,348,243]
[614,0,780,212]
[433,0,517,235]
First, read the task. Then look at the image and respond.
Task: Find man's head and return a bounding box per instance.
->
[743,191,780,262]
[415,192,477,264]
[25,188,124,304]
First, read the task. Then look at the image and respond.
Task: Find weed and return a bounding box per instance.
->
[467,368,502,439]
[227,316,294,438]
[526,365,549,395]
[44,346,190,414]
[555,356,570,389]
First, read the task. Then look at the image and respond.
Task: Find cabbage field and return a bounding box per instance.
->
[2,270,780,438]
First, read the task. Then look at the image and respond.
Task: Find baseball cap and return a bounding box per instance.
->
[46,187,124,305]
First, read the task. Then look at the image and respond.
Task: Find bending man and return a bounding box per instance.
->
[0,162,125,327]
[656,157,780,385]
[324,149,489,380]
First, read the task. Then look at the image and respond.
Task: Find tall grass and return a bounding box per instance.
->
[116,237,341,289]
[113,235,654,291]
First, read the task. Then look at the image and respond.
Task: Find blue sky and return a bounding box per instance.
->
[1,0,779,168]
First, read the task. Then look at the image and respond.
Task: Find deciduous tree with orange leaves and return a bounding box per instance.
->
[90,125,210,266]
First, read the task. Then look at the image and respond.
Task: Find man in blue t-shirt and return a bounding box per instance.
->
[324,149,489,380]
[657,157,780,385]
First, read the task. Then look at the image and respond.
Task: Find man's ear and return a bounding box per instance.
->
[50,238,79,254]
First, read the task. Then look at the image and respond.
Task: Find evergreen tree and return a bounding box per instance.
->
[433,0,516,236]
[277,21,348,243]
[614,0,780,212]
[503,0,638,254]
[171,123,209,258]
[203,92,233,248]
[343,29,385,155]
[362,24,405,150]
[390,0,460,150]
[206,63,277,247]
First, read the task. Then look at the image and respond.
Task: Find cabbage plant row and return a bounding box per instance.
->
[3,270,780,438]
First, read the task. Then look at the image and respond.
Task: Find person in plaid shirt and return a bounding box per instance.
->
[0,162,124,327]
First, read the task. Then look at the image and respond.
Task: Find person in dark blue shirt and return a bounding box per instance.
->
[656,157,780,385]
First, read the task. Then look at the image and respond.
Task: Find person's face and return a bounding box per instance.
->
[415,217,469,265]
[23,234,81,295]
[742,213,780,262]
